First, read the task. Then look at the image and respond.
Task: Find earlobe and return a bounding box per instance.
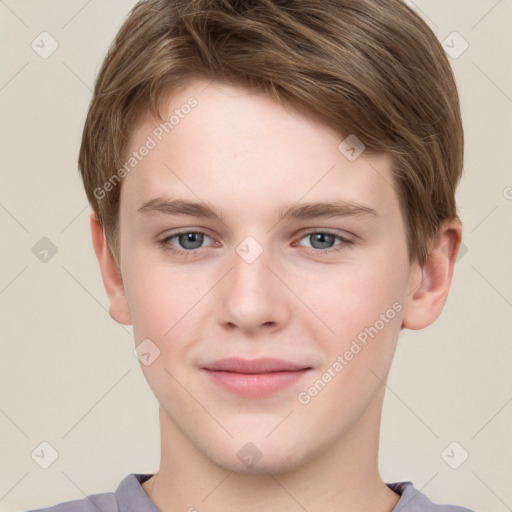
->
[89,211,132,325]
[401,218,462,330]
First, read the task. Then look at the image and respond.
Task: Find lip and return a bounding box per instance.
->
[201,358,311,398]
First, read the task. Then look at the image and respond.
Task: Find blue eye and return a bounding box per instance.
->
[295,231,353,254]
[159,230,353,257]
[174,232,206,250]
[159,231,216,255]
[299,232,339,250]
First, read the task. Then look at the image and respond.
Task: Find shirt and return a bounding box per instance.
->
[25,473,475,512]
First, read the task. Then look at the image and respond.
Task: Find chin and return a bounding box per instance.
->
[219,455,305,476]
[203,437,315,477]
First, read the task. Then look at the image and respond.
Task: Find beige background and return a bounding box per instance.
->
[0,1,511,511]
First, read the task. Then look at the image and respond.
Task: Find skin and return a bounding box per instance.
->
[91,79,462,512]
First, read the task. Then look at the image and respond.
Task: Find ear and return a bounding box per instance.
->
[90,211,132,325]
[402,217,462,330]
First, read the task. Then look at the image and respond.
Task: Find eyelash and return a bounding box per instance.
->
[158,230,354,257]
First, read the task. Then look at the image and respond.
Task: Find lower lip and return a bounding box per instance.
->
[203,369,309,398]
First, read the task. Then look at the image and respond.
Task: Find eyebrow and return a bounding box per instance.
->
[278,200,378,220]
[137,197,379,222]
[138,198,226,222]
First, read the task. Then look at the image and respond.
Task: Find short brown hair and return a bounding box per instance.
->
[78,0,463,267]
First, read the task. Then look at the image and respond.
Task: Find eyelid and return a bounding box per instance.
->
[294,230,354,251]
[160,229,218,250]
[158,228,354,256]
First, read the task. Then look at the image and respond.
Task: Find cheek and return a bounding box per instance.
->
[123,260,203,398]
[301,249,407,388]
[304,253,405,338]
[122,242,205,334]
[124,270,168,339]
[294,278,403,425]
[122,255,213,383]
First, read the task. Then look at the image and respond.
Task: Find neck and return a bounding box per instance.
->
[143,388,399,512]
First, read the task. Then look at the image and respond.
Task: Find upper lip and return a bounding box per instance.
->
[203,357,310,374]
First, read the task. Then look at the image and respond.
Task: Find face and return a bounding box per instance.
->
[116,80,416,474]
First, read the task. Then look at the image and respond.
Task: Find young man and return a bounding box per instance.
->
[29,0,475,510]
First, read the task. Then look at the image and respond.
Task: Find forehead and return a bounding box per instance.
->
[121,79,400,225]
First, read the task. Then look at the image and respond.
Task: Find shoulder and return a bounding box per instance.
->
[23,473,154,512]
[23,491,117,512]
[388,481,476,512]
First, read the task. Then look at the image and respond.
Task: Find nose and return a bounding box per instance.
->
[215,238,291,335]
